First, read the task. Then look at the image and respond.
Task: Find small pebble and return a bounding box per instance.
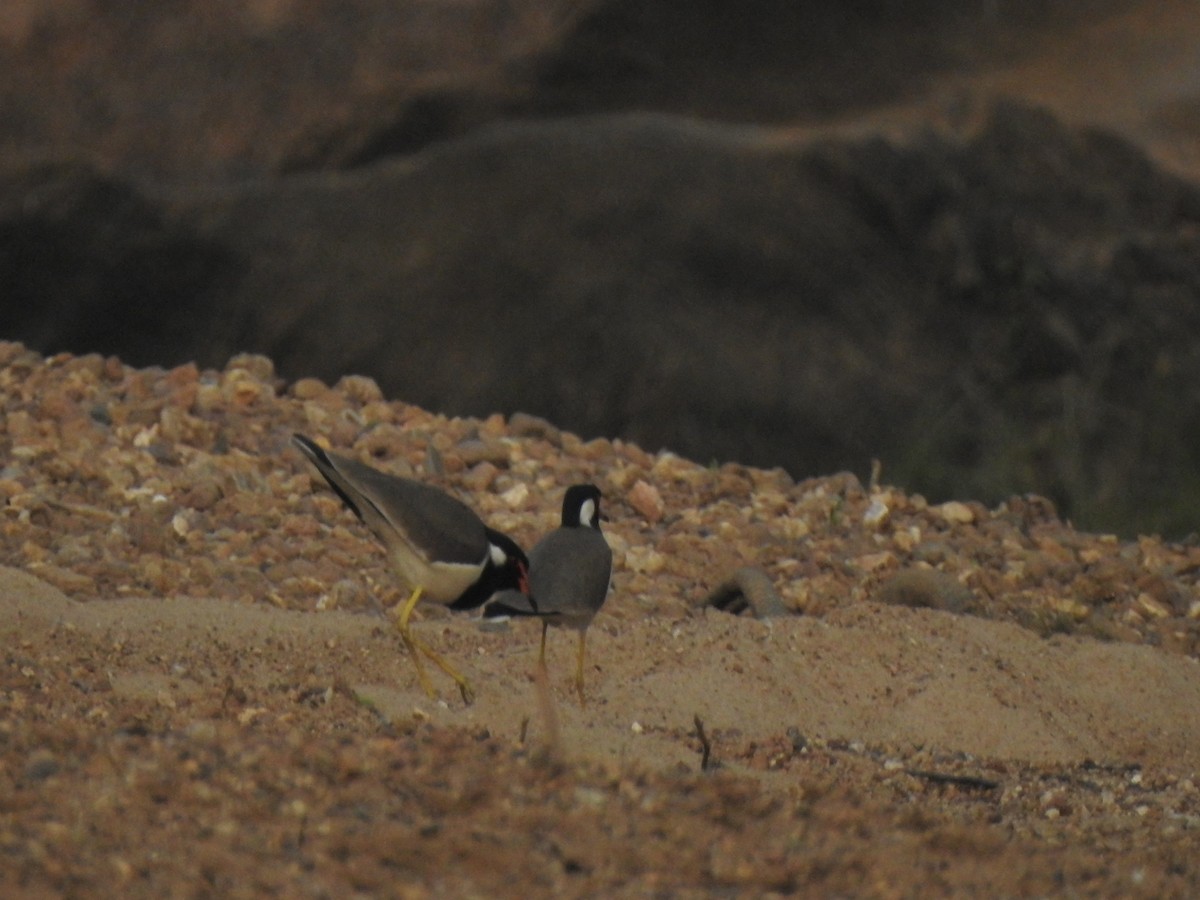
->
[937,501,976,525]
[627,479,665,523]
[507,412,562,446]
[863,497,890,528]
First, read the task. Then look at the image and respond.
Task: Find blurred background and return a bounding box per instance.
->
[2,0,1199,537]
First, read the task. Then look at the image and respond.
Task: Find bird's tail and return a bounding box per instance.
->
[292,433,369,523]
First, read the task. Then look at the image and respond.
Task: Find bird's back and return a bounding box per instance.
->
[528,526,612,629]
[316,451,488,568]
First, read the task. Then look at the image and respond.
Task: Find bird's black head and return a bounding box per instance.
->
[562,483,603,530]
[487,528,531,591]
[448,527,529,610]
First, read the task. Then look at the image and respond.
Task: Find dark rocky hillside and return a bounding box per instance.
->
[2,0,1199,536]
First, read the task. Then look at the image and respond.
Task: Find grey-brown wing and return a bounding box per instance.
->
[528,527,612,627]
[306,446,487,566]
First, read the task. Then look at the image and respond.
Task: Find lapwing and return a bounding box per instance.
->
[484,483,612,704]
[292,433,528,703]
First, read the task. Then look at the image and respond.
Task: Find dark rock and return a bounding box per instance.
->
[6,103,1200,537]
[0,161,241,366]
[706,567,787,618]
[876,569,975,614]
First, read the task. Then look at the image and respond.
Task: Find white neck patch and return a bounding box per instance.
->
[579,498,597,528]
[489,543,508,566]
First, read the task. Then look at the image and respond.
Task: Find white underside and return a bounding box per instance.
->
[390,548,487,604]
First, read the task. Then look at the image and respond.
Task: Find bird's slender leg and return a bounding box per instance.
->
[394,587,435,698]
[574,631,588,707]
[419,642,476,706]
[393,586,476,704]
[538,621,549,672]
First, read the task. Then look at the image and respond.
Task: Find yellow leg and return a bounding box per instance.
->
[395,587,434,697]
[393,586,475,705]
[418,641,475,706]
[574,631,588,707]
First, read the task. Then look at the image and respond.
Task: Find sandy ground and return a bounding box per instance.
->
[8,565,1200,772]
[4,563,1200,896]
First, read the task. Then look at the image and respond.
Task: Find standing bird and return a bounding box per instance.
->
[484,484,612,704]
[292,433,528,704]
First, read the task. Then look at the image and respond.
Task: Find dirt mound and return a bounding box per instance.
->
[2,345,1199,894]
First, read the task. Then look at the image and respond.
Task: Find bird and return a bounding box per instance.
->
[292,433,528,704]
[484,483,612,705]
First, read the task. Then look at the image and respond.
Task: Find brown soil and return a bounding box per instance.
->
[3,342,1200,896]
